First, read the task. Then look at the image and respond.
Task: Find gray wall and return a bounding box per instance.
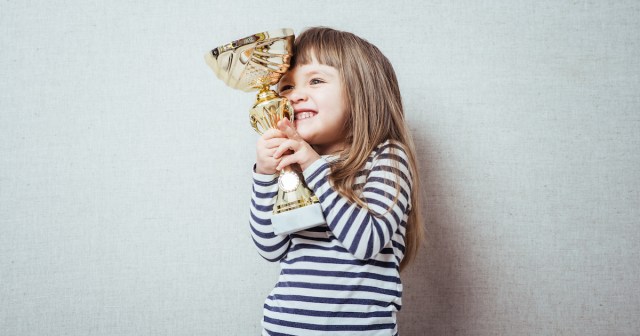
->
[1,1,638,335]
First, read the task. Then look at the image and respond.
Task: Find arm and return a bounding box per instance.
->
[302,143,412,260]
[272,119,412,261]
[249,168,291,262]
[249,128,292,262]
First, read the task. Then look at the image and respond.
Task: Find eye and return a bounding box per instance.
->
[310,78,325,85]
[279,84,294,93]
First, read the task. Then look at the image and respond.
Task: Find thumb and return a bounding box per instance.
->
[277,118,301,140]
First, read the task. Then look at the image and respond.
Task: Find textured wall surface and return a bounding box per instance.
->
[1,1,638,335]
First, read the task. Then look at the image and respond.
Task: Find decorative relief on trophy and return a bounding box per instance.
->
[205,28,325,235]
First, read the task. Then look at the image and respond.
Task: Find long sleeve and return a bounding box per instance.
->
[249,167,291,262]
[302,141,412,261]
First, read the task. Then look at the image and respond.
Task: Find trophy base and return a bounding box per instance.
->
[271,203,325,235]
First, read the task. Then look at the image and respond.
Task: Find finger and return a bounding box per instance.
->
[263,137,287,149]
[273,139,300,159]
[276,153,297,171]
[277,118,302,140]
[261,128,286,140]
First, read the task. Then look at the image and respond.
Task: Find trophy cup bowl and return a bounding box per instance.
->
[205,29,325,235]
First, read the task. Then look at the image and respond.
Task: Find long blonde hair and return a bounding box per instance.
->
[291,27,425,271]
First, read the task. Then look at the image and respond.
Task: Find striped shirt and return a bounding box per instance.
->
[250,140,412,336]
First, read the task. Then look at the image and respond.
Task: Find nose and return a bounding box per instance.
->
[285,87,307,104]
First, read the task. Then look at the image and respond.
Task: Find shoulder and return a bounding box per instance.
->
[371,139,410,167]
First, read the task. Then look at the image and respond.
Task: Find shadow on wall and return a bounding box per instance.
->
[398,128,477,335]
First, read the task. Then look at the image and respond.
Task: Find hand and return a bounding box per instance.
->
[273,118,321,172]
[255,128,287,175]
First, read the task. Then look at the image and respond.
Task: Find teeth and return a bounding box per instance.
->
[296,112,315,120]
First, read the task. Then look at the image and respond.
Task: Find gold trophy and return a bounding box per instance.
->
[205,28,325,235]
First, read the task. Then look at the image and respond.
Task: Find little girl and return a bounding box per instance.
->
[250,27,424,335]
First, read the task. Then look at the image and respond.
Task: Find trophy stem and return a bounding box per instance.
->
[256,85,278,103]
[249,86,293,135]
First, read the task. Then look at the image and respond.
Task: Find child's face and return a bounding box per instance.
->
[278,59,348,155]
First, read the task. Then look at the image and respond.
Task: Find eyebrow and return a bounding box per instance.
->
[280,66,337,84]
[301,69,335,77]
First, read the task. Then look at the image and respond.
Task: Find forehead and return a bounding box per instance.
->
[282,60,339,81]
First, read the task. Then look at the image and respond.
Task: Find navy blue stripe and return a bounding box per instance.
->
[398,221,408,239]
[340,210,361,252]
[363,185,396,200]
[254,178,278,187]
[366,185,409,206]
[288,243,394,258]
[263,316,395,331]
[332,202,356,244]
[281,268,401,283]
[355,169,368,178]
[369,218,386,259]
[349,212,372,258]
[364,198,400,224]
[381,247,396,255]
[250,222,277,239]
[264,328,295,336]
[345,206,360,225]
[333,201,352,227]
[251,236,290,254]
[264,304,392,318]
[302,225,330,233]
[371,164,411,187]
[315,175,330,189]
[362,202,393,240]
[366,199,400,230]
[252,198,274,212]
[250,209,271,226]
[392,240,406,254]
[306,162,330,184]
[368,143,403,165]
[366,153,375,164]
[353,182,365,191]
[363,236,374,260]
[319,180,342,215]
[255,190,278,199]
[364,190,408,214]
[318,188,334,211]
[377,153,408,168]
[268,294,402,310]
[257,249,288,262]
[365,197,396,219]
[282,256,396,269]
[363,185,409,209]
[375,142,404,156]
[289,234,332,243]
[288,243,348,254]
[367,176,399,190]
[277,281,400,297]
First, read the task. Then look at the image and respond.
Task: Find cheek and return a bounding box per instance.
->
[333,102,349,124]
[280,91,292,101]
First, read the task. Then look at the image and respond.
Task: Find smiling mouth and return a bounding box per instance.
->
[295,111,317,120]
